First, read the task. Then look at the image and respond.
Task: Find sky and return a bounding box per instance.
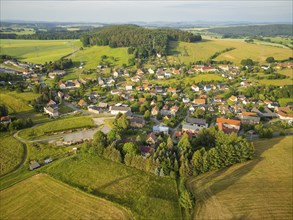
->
[1,1,292,23]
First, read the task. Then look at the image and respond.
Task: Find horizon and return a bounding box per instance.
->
[1,1,292,24]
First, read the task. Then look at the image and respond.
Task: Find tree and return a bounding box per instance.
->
[144,110,151,120]
[0,104,8,116]
[179,191,193,210]
[160,168,165,176]
[123,142,139,156]
[266,56,275,63]
[178,133,191,156]
[166,136,173,150]
[93,131,107,155]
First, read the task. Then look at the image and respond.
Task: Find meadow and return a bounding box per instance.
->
[0,174,132,220]
[44,153,181,219]
[18,116,95,140]
[0,133,24,176]
[168,38,292,65]
[186,136,293,220]
[0,39,81,64]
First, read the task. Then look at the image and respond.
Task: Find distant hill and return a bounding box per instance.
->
[208,24,293,37]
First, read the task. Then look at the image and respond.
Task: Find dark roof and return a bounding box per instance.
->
[29,161,40,170]
[186,117,206,125]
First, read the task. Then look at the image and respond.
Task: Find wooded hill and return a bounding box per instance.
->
[80,25,202,58]
[208,24,293,37]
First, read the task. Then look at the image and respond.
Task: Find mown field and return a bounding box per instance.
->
[0,91,49,124]
[186,136,293,220]
[0,174,132,220]
[44,153,181,219]
[18,116,95,140]
[168,39,292,65]
[0,133,24,176]
[68,45,131,69]
[0,39,81,64]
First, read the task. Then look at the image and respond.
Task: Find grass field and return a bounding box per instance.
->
[186,136,293,220]
[0,174,132,220]
[278,98,293,107]
[0,39,81,64]
[44,153,181,219]
[69,45,131,69]
[0,90,50,124]
[0,133,24,176]
[168,39,292,65]
[18,116,95,140]
[257,78,293,86]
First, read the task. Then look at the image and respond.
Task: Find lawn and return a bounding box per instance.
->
[186,136,293,220]
[0,39,81,64]
[167,39,292,65]
[0,133,24,176]
[68,45,131,69]
[278,98,293,107]
[44,153,181,219]
[0,174,132,220]
[58,104,73,114]
[18,116,95,140]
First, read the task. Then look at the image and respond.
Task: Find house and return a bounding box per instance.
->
[172,69,181,75]
[29,161,41,170]
[182,124,200,135]
[203,85,212,92]
[202,66,218,72]
[214,96,223,103]
[150,100,156,106]
[239,112,260,124]
[146,133,158,145]
[139,98,146,103]
[130,116,145,128]
[47,99,56,106]
[125,84,133,91]
[111,90,122,95]
[44,158,53,164]
[131,76,141,82]
[216,118,241,134]
[153,125,169,135]
[78,99,88,107]
[229,95,238,102]
[193,99,206,105]
[189,106,195,112]
[155,86,163,93]
[268,102,279,110]
[140,146,154,158]
[219,105,230,115]
[191,84,200,92]
[218,65,229,71]
[48,70,66,79]
[167,87,176,94]
[0,116,11,124]
[98,77,105,86]
[170,106,179,113]
[136,69,144,75]
[183,98,190,103]
[148,68,155,74]
[113,69,122,78]
[276,107,293,123]
[44,106,59,117]
[98,102,108,109]
[88,105,101,114]
[183,117,208,134]
[164,72,172,78]
[151,106,159,116]
[110,106,132,115]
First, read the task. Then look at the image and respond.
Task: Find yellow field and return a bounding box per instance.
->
[187,136,293,220]
[0,174,131,220]
[168,39,292,65]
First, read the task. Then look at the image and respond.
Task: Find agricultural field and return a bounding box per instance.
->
[168,38,292,65]
[257,78,293,86]
[0,174,132,220]
[187,136,293,220]
[0,39,81,64]
[18,116,95,140]
[0,133,24,176]
[68,45,131,69]
[0,28,35,35]
[0,91,49,124]
[44,153,181,219]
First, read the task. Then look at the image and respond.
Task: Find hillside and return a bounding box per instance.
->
[208,24,293,37]
[0,174,132,220]
[186,136,293,220]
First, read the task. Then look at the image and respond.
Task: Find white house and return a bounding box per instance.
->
[125,84,133,91]
[110,106,132,115]
[44,106,59,117]
[153,125,169,135]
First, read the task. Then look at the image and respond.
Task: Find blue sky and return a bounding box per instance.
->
[1,1,292,23]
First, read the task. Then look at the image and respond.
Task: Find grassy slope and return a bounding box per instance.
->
[69,45,130,69]
[0,91,50,124]
[168,39,292,65]
[0,39,81,64]
[18,116,95,140]
[0,174,132,220]
[186,136,293,220]
[44,153,181,220]
[0,133,24,176]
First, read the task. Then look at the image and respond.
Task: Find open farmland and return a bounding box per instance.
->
[18,116,95,140]
[0,39,81,64]
[168,39,292,65]
[44,153,181,219]
[0,174,132,220]
[0,133,24,176]
[68,45,131,69]
[186,136,293,220]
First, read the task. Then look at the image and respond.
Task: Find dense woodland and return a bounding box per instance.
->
[80,25,202,58]
[208,24,293,37]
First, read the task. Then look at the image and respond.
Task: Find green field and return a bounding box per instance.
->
[187,136,293,220]
[168,39,292,65]
[69,45,131,69]
[44,153,181,219]
[0,39,81,64]
[0,174,132,220]
[257,78,293,86]
[0,133,24,176]
[0,91,50,124]
[18,116,95,140]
